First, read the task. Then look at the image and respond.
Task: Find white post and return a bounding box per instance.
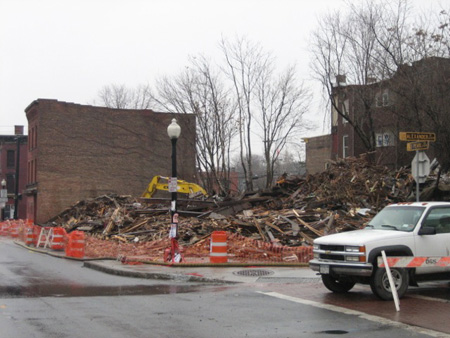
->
[381,250,400,312]
[416,150,420,202]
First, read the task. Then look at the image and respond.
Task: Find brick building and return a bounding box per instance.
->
[0,126,28,219]
[305,57,450,172]
[25,99,197,223]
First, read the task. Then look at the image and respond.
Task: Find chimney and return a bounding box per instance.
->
[335,74,347,87]
[14,125,24,135]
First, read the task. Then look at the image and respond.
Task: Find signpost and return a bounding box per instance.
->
[399,132,435,202]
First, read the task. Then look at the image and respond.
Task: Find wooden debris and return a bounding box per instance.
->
[44,154,450,252]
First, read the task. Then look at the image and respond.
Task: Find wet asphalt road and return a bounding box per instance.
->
[0,238,443,338]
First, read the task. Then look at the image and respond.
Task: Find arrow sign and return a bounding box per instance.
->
[407,141,429,151]
[399,132,436,142]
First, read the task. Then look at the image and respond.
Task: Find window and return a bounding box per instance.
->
[375,90,391,107]
[6,174,14,193]
[342,99,349,124]
[382,91,389,106]
[423,208,450,234]
[7,150,15,168]
[376,132,394,147]
[343,135,349,158]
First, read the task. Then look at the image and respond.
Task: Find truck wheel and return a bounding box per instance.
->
[321,274,355,293]
[370,268,409,300]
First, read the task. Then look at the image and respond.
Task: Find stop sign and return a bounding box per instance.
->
[411,151,430,183]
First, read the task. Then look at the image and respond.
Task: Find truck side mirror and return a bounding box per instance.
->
[418,226,436,235]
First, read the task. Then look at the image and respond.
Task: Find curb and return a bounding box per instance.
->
[83,261,238,284]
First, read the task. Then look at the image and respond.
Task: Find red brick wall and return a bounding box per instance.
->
[0,136,28,219]
[25,99,197,223]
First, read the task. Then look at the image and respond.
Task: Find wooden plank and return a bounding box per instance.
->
[264,220,285,234]
[279,215,300,236]
[294,213,324,237]
[253,220,267,242]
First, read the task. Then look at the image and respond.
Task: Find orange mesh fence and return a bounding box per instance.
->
[85,232,313,265]
[8,221,313,265]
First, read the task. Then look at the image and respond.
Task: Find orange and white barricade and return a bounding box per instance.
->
[210,231,228,263]
[48,227,67,250]
[378,256,450,268]
[0,221,9,236]
[9,221,19,238]
[24,225,36,246]
[65,231,85,258]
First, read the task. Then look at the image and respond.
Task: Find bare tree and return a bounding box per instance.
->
[256,65,311,187]
[310,1,416,158]
[156,56,238,196]
[220,36,272,191]
[97,84,155,109]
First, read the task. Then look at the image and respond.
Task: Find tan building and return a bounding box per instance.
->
[304,135,332,174]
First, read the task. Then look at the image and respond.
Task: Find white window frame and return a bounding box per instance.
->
[343,135,349,158]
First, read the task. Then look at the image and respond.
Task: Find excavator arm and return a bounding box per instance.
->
[142,176,207,198]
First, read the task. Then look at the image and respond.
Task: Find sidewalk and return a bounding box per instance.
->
[14,239,319,284]
[83,260,320,284]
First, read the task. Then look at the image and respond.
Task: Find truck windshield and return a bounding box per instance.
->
[367,206,425,232]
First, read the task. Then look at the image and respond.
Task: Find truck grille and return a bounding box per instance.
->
[319,244,345,251]
[320,254,345,261]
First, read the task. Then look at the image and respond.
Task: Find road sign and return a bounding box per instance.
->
[411,151,430,184]
[168,177,178,193]
[399,132,436,142]
[407,141,429,151]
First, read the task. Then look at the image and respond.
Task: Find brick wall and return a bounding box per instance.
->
[25,99,197,223]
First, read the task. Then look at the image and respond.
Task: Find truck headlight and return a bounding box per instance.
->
[345,245,366,262]
[313,244,319,251]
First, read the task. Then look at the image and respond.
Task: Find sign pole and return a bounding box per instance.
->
[416,150,420,202]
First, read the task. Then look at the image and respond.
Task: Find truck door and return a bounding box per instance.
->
[415,206,450,273]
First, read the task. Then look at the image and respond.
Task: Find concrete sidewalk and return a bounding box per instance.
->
[13,239,319,284]
[83,259,320,284]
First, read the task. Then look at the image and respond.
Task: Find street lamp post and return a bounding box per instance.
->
[166,118,182,262]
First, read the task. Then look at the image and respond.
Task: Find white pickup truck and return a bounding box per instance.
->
[309,202,450,300]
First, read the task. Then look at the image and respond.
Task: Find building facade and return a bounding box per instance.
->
[25,99,197,223]
[0,126,28,220]
[303,135,332,174]
[306,57,450,173]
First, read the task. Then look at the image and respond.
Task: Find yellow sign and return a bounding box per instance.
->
[407,141,429,151]
[399,132,436,142]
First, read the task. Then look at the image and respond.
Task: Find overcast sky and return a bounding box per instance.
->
[0,0,446,137]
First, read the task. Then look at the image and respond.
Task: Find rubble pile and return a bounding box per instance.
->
[44,155,445,261]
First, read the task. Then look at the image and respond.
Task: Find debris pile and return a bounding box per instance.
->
[44,154,447,261]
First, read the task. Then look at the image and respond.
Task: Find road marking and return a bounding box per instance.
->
[409,295,450,303]
[258,291,450,338]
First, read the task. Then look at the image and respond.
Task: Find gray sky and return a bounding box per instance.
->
[0,0,446,136]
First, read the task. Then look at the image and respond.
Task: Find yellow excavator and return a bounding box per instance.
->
[141,176,208,198]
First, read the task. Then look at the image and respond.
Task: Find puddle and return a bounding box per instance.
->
[0,283,208,298]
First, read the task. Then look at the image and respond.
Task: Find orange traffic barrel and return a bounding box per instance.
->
[210,231,228,263]
[24,225,36,246]
[66,231,85,258]
[50,227,67,250]
[0,222,8,236]
[9,221,19,238]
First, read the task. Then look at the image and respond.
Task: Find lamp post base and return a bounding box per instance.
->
[164,238,184,263]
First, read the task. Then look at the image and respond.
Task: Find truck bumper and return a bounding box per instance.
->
[309,259,373,277]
